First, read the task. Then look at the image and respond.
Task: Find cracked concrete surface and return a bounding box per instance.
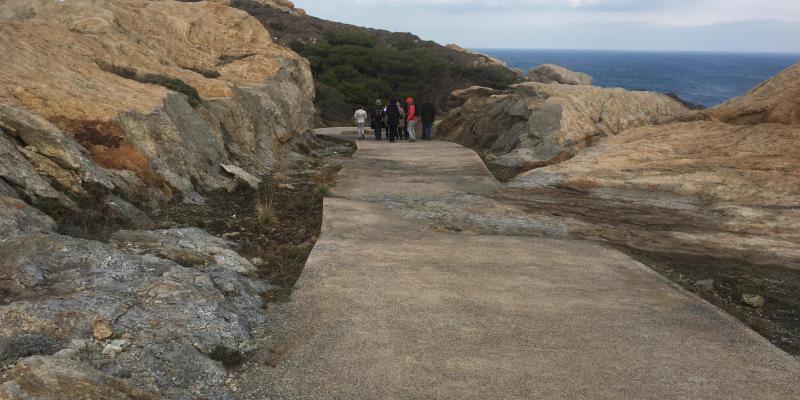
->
[238,134,800,399]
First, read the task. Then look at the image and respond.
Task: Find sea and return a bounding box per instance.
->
[476,49,800,108]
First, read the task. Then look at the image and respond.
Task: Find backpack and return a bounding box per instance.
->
[373,107,385,124]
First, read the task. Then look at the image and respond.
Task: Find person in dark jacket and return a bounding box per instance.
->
[385,98,401,142]
[420,101,436,140]
[371,99,384,141]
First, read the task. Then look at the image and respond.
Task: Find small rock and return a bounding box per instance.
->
[222,232,241,239]
[693,279,714,293]
[92,319,113,340]
[68,339,87,352]
[102,339,130,356]
[278,183,295,190]
[741,293,765,308]
[250,257,263,265]
[220,164,262,189]
[53,348,78,359]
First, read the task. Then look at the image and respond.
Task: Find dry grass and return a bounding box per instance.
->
[255,192,278,227]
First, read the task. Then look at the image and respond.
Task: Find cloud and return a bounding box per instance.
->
[295,0,800,51]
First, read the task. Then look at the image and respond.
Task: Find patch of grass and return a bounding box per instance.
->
[182,65,221,79]
[96,60,202,107]
[217,53,255,67]
[209,345,244,369]
[255,192,278,227]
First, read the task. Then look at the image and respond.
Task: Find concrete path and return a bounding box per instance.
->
[241,135,800,399]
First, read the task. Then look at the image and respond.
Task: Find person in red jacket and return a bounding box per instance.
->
[405,97,417,142]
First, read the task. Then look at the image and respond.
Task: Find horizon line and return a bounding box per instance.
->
[467,47,800,55]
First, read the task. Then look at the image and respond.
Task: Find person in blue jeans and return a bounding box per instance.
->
[420,101,436,140]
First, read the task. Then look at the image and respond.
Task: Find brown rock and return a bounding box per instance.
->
[712,63,800,125]
[92,319,113,340]
[508,120,800,267]
[0,0,314,206]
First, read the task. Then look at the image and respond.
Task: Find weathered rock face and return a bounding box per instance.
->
[0,0,314,210]
[712,63,800,125]
[445,44,515,71]
[528,64,593,85]
[0,0,315,397]
[437,80,688,170]
[0,232,267,398]
[490,64,800,267]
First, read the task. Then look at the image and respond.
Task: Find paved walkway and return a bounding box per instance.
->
[241,134,800,399]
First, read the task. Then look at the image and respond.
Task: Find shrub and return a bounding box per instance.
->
[209,345,244,369]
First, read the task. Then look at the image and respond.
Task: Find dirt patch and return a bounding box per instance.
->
[621,248,800,356]
[495,186,800,356]
[157,135,354,304]
[52,117,166,189]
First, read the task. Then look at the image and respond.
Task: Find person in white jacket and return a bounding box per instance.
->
[354,106,368,139]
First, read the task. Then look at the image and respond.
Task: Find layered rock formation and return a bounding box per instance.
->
[437,72,688,171]
[528,64,593,85]
[711,62,800,125]
[492,62,800,267]
[0,0,315,398]
[0,0,314,212]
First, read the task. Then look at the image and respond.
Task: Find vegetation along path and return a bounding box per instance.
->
[238,130,800,399]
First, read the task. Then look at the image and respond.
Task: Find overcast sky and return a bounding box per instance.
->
[294,0,800,52]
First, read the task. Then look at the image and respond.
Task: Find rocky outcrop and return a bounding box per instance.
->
[489,63,800,268]
[0,0,314,212]
[501,120,800,267]
[0,232,267,398]
[711,63,800,125]
[437,80,688,170]
[528,64,593,85]
[0,0,315,397]
[445,44,513,70]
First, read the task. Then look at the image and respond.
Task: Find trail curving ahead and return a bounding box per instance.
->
[239,131,800,399]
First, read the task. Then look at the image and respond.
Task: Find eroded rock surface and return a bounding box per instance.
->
[712,63,800,125]
[0,0,313,397]
[501,120,800,267]
[437,80,688,170]
[528,64,593,85]
[0,232,266,398]
[0,0,314,214]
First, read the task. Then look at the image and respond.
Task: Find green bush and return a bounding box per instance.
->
[290,30,516,122]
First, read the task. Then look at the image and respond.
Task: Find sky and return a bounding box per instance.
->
[293,0,800,52]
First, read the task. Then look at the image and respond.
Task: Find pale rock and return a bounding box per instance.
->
[221,163,263,189]
[438,81,688,170]
[528,64,593,85]
[742,294,766,308]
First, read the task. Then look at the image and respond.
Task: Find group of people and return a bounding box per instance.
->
[354,97,436,143]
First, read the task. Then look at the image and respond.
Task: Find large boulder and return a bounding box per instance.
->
[528,64,593,85]
[0,232,267,398]
[437,82,688,171]
[502,119,800,267]
[711,63,800,125]
[0,0,315,210]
